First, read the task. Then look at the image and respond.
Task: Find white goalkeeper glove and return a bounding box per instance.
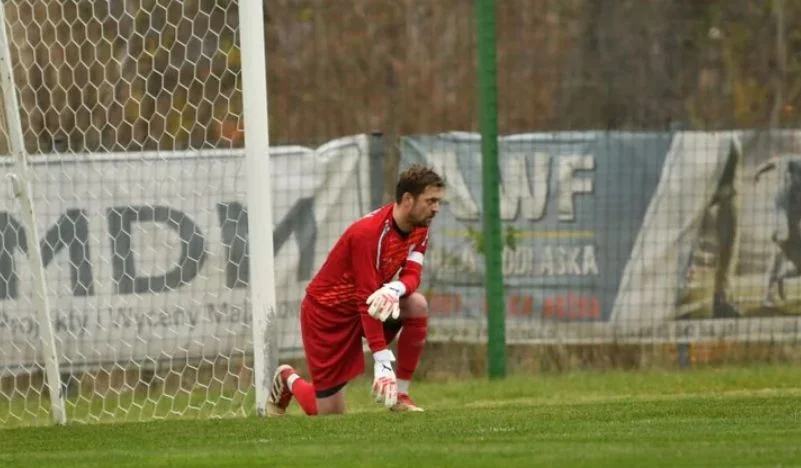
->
[366,282,405,322]
[372,349,398,408]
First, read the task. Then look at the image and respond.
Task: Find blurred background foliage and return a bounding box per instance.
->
[0,0,798,153]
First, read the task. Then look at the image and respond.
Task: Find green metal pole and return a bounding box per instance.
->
[475,0,506,379]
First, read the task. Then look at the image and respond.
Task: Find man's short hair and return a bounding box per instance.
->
[395,164,445,203]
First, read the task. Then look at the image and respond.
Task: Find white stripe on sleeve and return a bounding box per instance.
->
[406,251,424,265]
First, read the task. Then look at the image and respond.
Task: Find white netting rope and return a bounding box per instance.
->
[0,0,254,426]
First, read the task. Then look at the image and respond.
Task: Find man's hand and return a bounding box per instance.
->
[366,282,405,322]
[371,349,398,408]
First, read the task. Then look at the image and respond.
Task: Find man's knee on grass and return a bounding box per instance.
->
[315,382,347,415]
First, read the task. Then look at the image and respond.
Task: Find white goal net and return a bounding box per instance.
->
[0,0,276,427]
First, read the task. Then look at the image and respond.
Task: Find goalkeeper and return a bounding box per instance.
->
[268,164,446,416]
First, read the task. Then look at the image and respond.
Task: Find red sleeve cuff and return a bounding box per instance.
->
[398,262,423,296]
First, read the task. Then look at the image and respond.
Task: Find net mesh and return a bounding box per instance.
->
[3,0,801,428]
[0,0,252,427]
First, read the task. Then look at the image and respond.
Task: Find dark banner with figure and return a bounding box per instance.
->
[401,131,801,344]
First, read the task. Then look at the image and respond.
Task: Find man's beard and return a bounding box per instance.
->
[413,215,435,227]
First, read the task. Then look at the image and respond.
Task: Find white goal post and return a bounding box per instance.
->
[238,0,278,418]
[0,0,277,426]
[0,0,65,425]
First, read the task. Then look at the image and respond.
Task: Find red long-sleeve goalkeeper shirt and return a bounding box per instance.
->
[304,203,428,352]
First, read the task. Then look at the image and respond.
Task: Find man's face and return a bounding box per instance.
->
[407,185,444,227]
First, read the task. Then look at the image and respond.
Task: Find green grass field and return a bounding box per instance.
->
[2,365,801,467]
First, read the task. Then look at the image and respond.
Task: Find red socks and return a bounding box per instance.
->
[396,316,428,381]
[289,376,318,416]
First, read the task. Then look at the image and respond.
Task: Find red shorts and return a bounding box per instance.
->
[300,296,401,392]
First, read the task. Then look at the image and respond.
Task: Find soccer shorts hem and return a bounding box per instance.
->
[315,382,347,399]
